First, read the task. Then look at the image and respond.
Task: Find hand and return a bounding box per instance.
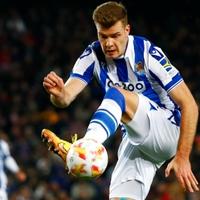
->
[43,71,65,98]
[16,170,27,182]
[165,156,199,192]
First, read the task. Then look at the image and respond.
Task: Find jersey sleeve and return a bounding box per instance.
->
[70,45,96,84]
[146,43,183,92]
[1,140,20,173]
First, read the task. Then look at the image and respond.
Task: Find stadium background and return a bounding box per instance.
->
[0,0,199,199]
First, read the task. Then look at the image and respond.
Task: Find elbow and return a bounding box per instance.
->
[191,99,199,118]
[195,101,199,117]
[180,97,199,119]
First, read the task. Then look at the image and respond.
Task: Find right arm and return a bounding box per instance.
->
[43,44,96,107]
[43,71,87,108]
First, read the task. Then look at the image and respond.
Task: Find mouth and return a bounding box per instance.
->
[105,49,116,56]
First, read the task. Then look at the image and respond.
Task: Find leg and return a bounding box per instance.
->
[112,87,179,161]
[84,87,179,199]
[85,87,151,145]
[109,137,157,200]
[116,87,139,124]
[84,87,140,143]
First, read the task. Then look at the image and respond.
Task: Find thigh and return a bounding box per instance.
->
[109,137,157,200]
[125,94,179,163]
[124,94,151,145]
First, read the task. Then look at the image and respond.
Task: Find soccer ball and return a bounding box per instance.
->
[66,138,108,178]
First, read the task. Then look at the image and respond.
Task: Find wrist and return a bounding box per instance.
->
[50,94,67,108]
[176,150,190,160]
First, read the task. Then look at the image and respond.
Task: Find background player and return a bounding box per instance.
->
[0,131,27,200]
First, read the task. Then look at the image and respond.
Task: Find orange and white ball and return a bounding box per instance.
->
[66,138,108,178]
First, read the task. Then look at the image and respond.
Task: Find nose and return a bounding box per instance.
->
[105,38,113,48]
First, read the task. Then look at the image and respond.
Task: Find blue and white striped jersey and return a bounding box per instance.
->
[70,35,182,125]
[0,140,19,190]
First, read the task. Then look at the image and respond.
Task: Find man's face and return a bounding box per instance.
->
[96,21,130,59]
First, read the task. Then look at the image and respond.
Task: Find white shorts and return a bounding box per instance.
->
[109,94,180,200]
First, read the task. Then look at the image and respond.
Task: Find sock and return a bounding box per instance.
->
[84,87,125,143]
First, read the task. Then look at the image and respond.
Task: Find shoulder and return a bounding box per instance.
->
[132,35,164,56]
[0,140,10,153]
[132,35,151,48]
[79,41,101,58]
[132,35,149,42]
[90,40,102,55]
[90,41,105,62]
[127,35,151,55]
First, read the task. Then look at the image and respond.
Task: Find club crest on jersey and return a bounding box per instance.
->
[135,62,144,74]
[80,47,92,59]
[149,46,164,61]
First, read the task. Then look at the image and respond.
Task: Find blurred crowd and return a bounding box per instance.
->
[0,1,199,199]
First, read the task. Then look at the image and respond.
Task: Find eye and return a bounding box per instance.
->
[112,33,121,39]
[101,35,107,39]
[99,34,107,39]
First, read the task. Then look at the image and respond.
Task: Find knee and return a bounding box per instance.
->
[104,87,126,113]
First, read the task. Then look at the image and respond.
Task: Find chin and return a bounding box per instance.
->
[105,53,120,59]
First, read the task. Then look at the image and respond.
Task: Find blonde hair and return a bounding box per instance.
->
[92,1,128,28]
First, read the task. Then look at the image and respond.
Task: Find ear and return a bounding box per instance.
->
[125,24,130,35]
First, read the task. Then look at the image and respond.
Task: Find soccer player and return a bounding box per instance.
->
[0,133,27,200]
[42,1,199,199]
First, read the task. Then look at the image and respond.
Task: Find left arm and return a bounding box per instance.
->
[3,140,27,182]
[165,81,199,192]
